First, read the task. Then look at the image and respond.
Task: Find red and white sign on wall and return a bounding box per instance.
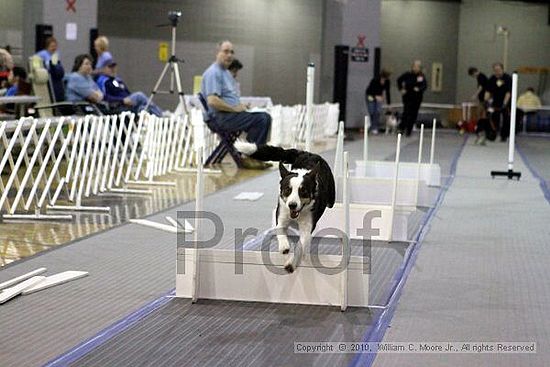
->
[66,0,76,13]
[351,34,368,62]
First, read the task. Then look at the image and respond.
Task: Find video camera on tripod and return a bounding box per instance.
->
[146,10,188,114]
[168,11,182,27]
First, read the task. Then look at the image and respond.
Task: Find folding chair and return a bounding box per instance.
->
[197,93,243,168]
[28,55,103,117]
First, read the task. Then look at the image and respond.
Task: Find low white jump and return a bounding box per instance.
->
[316,134,412,242]
[355,117,441,188]
[176,151,369,310]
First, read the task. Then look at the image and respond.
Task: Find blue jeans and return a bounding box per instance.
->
[213,111,271,145]
[367,99,383,131]
[129,92,163,117]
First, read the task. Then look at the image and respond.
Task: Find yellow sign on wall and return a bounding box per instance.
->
[158,42,169,62]
[193,76,203,95]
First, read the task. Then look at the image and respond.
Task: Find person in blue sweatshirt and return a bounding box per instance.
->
[96,59,163,117]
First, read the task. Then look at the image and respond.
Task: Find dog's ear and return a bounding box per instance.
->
[307,162,321,178]
[279,162,290,178]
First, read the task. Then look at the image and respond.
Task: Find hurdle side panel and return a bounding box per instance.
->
[176,249,369,308]
[315,203,410,242]
[355,160,441,187]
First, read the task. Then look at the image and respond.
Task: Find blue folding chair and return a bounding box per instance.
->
[197,93,243,168]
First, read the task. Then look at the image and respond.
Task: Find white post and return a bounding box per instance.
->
[70,116,91,200]
[503,31,509,72]
[191,147,204,303]
[334,121,344,178]
[305,62,315,152]
[85,116,104,196]
[93,116,111,194]
[340,151,350,312]
[363,115,369,162]
[429,118,436,165]
[508,73,518,171]
[415,124,424,205]
[388,134,402,242]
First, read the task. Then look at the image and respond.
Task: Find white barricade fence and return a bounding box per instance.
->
[267,105,283,146]
[0,110,214,221]
[46,112,150,213]
[174,108,220,173]
[0,117,73,220]
[292,103,340,148]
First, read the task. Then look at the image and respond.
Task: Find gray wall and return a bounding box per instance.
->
[0,0,24,65]
[22,0,97,71]
[321,0,381,128]
[456,0,550,103]
[98,0,324,109]
[381,0,460,104]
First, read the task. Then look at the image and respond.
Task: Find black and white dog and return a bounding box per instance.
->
[235,141,335,273]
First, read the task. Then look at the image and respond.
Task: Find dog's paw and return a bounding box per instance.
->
[278,238,291,254]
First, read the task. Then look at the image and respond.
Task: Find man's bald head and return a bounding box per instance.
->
[412,60,422,73]
[216,41,234,69]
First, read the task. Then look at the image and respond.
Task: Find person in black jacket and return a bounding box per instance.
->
[365,69,391,134]
[485,62,512,142]
[397,60,427,136]
[468,66,489,117]
[96,59,163,116]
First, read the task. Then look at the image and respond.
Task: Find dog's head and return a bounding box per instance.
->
[279,162,318,219]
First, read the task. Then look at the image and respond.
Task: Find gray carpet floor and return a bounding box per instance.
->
[0,131,462,367]
[373,137,550,367]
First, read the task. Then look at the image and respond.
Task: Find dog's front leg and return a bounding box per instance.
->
[276,215,291,255]
[284,218,312,273]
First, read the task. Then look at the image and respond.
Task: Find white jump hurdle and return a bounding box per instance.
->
[176,151,368,310]
[351,122,435,208]
[317,135,412,242]
[356,118,441,187]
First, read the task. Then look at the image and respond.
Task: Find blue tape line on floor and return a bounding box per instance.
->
[516,145,550,205]
[43,288,175,367]
[349,135,468,367]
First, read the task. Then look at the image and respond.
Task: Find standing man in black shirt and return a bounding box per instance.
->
[365,69,391,134]
[397,60,427,136]
[485,62,512,142]
[468,67,488,114]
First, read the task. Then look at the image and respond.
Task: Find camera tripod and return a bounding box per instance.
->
[146,11,188,115]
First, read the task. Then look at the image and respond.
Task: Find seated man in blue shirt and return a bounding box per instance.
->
[96,59,163,117]
[201,41,271,168]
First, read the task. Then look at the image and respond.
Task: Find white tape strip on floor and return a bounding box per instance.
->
[0,276,46,304]
[0,267,47,290]
[22,271,89,295]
